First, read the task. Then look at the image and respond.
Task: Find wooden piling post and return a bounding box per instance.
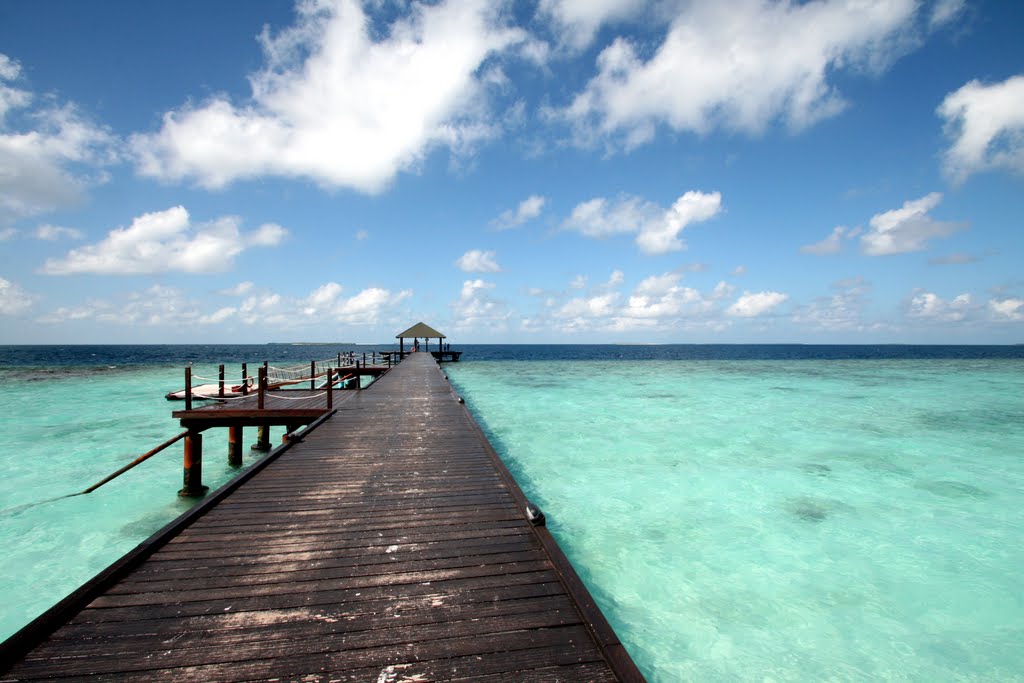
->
[252,425,271,452]
[218,364,225,398]
[228,425,243,467]
[178,430,208,497]
[241,362,249,395]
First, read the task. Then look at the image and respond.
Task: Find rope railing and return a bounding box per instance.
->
[179,354,380,410]
[189,373,253,383]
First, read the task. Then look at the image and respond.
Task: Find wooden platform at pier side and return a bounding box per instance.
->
[0,353,643,682]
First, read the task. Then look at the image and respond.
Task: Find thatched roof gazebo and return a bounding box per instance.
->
[395,322,460,361]
[396,322,444,354]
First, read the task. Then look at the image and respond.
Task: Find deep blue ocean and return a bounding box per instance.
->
[2,342,1023,368]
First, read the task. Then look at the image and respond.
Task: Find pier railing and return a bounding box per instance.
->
[173,352,398,497]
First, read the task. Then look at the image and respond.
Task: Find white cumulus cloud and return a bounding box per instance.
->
[860,192,964,256]
[41,206,287,275]
[560,0,935,148]
[989,297,1024,322]
[455,249,502,273]
[131,0,523,193]
[337,287,411,325]
[727,290,789,318]
[938,75,1024,184]
[303,282,344,316]
[615,272,713,329]
[0,54,118,223]
[907,290,972,322]
[563,190,721,254]
[538,0,646,50]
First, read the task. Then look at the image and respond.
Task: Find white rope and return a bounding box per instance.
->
[192,391,255,402]
[190,374,254,384]
[263,391,331,402]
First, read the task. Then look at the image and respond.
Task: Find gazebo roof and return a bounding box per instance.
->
[396,322,446,339]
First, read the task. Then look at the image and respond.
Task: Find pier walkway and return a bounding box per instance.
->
[1,353,642,681]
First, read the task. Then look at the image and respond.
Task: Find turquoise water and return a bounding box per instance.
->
[447,359,1024,681]
[0,364,285,640]
[2,352,1022,681]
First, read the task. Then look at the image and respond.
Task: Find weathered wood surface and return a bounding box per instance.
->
[1,353,643,682]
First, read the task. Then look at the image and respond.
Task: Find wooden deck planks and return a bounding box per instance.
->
[1,353,643,682]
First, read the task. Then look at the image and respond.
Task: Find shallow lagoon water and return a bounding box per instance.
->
[447,358,1024,681]
[1,347,1022,681]
[0,363,288,640]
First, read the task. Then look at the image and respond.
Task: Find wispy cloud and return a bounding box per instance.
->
[801,226,861,255]
[34,225,84,241]
[491,194,545,230]
[455,249,502,273]
[0,276,37,315]
[860,192,965,256]
[929,252,982,265]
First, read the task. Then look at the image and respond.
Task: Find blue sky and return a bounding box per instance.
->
[0,0,1022,344]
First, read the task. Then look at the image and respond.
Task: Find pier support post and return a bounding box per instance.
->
[228,425,243,467]
[252,425,271,452]
[178,430,208,497]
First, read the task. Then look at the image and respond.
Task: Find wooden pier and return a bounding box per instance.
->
[0,353,643,681]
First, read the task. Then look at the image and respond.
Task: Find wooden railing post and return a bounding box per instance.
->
[178,429,208,497]
[310,360,316,390]
[326,368,333,409]
[218,364,225,398]
[258,366,266,410]
[184,366,192,411]
[241,362,249,395]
